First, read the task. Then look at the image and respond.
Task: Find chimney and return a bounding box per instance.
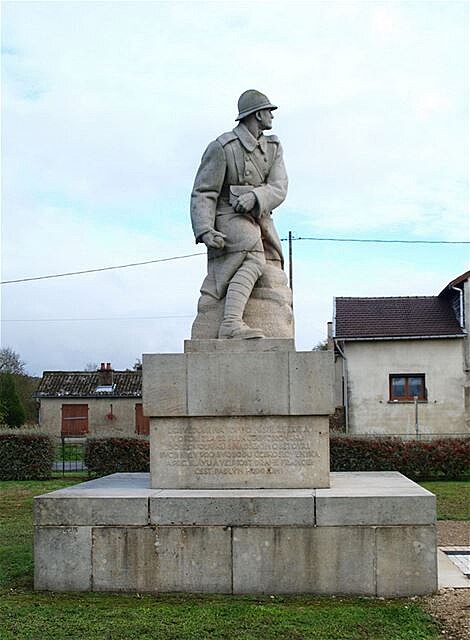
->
[99,362,113,386]
[327,322,334,349]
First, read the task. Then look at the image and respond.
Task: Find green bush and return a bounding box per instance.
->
[330,436,470,480]
[0,431,54,479]
[0,372,26,427]
[83,435,469,480]
[85,438,149,475]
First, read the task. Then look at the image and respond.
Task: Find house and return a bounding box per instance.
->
[35,363,149,439]
[331,271,469,437]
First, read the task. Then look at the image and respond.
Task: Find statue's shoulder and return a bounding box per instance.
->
[265,134,280,144]
[216,130,238,146]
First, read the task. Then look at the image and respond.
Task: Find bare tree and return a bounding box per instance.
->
[84,362,98,372]
[0,347,26,375]
[312,339,329,351]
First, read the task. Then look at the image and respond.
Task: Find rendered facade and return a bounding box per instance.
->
[332,271,469,437]
[35,363,149,439]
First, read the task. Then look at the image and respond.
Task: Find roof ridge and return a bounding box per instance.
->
[41,370,140,374]
[335,296,439,300]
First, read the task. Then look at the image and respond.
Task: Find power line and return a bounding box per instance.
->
[280,236,470,244]
[1,315,193,323]
[0,251,206,285]
[1,236,468,285]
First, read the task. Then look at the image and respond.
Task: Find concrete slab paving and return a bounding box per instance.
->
[438,547,470,588]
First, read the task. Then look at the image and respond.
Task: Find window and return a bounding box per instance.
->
[389,374,426,401]
[135,403,150,435]
[61,404,89,435]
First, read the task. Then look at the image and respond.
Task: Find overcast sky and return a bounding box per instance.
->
[2,0,469,376]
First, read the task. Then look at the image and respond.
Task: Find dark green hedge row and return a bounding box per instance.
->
[0,432,54,480]
[85,438,150,475]
[85,435,469,480]
[330,436,470,480]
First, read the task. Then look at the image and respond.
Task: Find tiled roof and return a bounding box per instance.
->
[334,296,464,339]
[439,270,470,296]
[36,370,142,398]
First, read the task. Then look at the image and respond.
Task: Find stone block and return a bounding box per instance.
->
[288,351,334,414]
[34,473,155,526]
[184,339,295,353]
[150,415,329,489]
[143,349,334,417]
[376,525,438,596]
[35,496,150,526]
[33,473,438,597]
[92,526,231,593]
[232,526,375,594]
[316,472,436,526]
[34,526,92,591]
[150,489,315,525]
[187,351,290,416]
[142,354,187,416]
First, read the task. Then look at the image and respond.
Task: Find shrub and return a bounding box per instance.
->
[0,431,54,480]
[0,373,26,427]
[330,436,470,480]
[85,438,150,476]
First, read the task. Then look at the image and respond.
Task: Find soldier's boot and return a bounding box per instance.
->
[218,261,265,339]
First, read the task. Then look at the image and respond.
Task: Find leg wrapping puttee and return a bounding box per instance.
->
[218,256,265,339]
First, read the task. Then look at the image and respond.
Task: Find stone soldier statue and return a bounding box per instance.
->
[190,90,289,339]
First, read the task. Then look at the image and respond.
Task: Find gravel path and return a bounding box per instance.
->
[420,521,470,640]
[421,589,470,640]
[438,521,470,547]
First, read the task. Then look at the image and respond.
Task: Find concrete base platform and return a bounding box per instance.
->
[438,548,470,588]
[34,472,437,597]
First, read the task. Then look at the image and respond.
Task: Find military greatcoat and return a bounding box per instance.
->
[190,122,288,299]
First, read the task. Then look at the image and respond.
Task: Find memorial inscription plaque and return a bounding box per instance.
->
[150,416,329,489]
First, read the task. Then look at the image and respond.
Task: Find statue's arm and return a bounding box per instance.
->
[251,143,288,217]
[190,141,226,243]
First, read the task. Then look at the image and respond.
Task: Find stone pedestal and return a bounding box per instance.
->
[34,338,438,596]
[143,339,333,489]
[34,472,438,596]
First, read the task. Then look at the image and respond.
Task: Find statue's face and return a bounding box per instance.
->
[257,108,274,130]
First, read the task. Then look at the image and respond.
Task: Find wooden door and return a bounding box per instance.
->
[61,404,89,435]
[135,403,150,435]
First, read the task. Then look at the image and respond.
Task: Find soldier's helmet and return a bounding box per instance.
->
[235,90,278,121]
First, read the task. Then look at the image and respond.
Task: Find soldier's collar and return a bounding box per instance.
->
[233,123,267,154]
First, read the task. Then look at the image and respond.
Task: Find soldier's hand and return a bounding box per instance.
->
[235,192,256,213]
[201,229,226,249]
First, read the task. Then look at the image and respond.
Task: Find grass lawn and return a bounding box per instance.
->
[2,478,463,640]
[420,480,470,520]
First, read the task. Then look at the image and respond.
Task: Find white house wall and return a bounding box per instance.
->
[345,338,467,436]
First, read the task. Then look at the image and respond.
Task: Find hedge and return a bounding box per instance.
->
[84,435,469,481]
[0,431,54,480]
[85,438,150,475]
[330,436,470,480]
